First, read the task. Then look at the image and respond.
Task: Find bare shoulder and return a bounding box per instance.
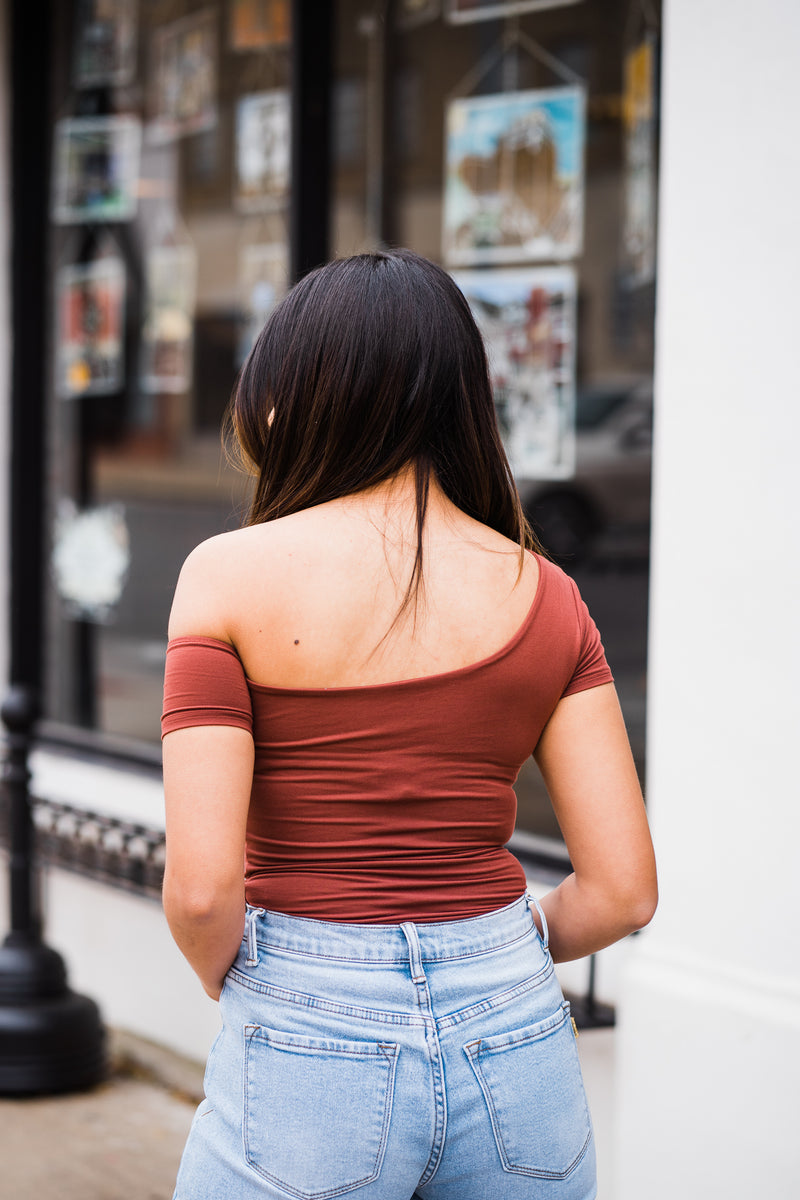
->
[168,524,288,641]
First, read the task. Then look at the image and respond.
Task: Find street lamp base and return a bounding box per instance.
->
[0,937,106,1095]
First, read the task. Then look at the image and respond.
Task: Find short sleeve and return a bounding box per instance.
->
[561,580,614,698]
[161,636,253,738]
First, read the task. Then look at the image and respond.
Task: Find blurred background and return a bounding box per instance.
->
[1,2,799,1197]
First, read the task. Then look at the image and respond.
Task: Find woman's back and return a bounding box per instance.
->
[178,469,540,692]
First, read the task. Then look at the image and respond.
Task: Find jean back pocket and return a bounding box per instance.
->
[244,1025,399,1199]
[464,1001,592,1180]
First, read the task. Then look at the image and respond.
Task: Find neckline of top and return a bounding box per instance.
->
[169,551,551,695]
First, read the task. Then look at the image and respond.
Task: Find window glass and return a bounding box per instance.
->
[44,0,659,851]
[46,0,291,742]
[333,0,660,840]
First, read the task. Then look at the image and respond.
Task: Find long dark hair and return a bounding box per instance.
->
[232,249,540,610]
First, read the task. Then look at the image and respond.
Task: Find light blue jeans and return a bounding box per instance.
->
[173,894,596,1199]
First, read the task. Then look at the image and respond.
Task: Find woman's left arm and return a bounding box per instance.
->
[162,724,254,1000]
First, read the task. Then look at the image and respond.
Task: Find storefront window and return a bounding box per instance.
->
[43,0,659,846]
[45,1,292,743]
[332,0,660,841]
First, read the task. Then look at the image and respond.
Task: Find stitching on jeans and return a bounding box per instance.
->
[227,970,432,1027]
[248,926,534,966]
[436,961,555,1030]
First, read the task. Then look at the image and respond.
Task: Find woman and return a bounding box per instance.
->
[162,249,657,1200]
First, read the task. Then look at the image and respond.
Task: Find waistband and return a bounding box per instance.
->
[243,892,548,966]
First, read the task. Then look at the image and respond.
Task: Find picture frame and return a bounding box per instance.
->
[52,115,141,224]
[443,86,585,265]
[56,256,126,397]
[452,265,577,479]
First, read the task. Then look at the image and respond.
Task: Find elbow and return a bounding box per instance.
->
[162,871,238,929]
[627,887,658,934]
[619,876,658,935]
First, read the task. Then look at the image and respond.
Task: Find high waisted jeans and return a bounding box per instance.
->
[173,894,596,1200]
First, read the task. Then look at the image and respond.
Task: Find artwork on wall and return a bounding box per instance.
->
[73,0,138,88]
[447,0,581,23]
[235,90,291,211]
[149,8,218,143]
[443,86,585,265]
[56,256,126,397]
[53,115,141,223]
[230,0,290,49]
[140,244,198,393]
[452,265,577,479]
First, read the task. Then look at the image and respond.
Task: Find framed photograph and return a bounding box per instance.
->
[444,86,585,265]
[230,0,290,50]
[56,257,126,397]
[52,115,141,223]
[452,266,577,479]
[237,243,288,365]
[447,0,581,22]
[140,245,197,393]
[235,90,290,212]
[622,36,658,286]
[149,8,218,143]
[74,0,138,87]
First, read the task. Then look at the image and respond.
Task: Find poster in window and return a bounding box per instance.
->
[622,36,657,286]
[443,87,585,265]
[230,0,290,49]
[452,266,577,479]
[53,115,141,224]
[235,90,290,211]
[149,8,218,143]
[74,0,138,87]
[447,0,581,21]
[237,243,288,365]
[57,257,126,397]
[140,245,197,393]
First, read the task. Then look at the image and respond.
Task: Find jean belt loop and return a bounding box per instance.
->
[245,907,265,966]
[527,893,550,952]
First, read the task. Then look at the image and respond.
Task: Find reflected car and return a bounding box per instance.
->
[517,380,653,563]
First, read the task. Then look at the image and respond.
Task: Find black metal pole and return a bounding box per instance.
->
[289,0,334,282]
[0,0,105,1094]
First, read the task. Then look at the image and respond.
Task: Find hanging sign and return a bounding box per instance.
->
[52,116,141,224]
[73,0,138,88]
[235,90,291,211]
[443,86,585,265]
[140,244,197,393]
[149,8,218,143]
[57,256,126,397]
[452,265,577,479]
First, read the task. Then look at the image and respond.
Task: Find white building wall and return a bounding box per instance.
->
[616,1,800,1196]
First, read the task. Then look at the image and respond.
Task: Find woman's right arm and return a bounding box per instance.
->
[532,682,658,962]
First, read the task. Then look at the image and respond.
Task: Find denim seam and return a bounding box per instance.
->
[436,961,555,1031]
[228,969,431,1027]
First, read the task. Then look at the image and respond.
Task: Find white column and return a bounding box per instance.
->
[615,2,800,1196]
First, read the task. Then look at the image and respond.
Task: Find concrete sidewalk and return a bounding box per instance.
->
[0,1029,616,1199]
